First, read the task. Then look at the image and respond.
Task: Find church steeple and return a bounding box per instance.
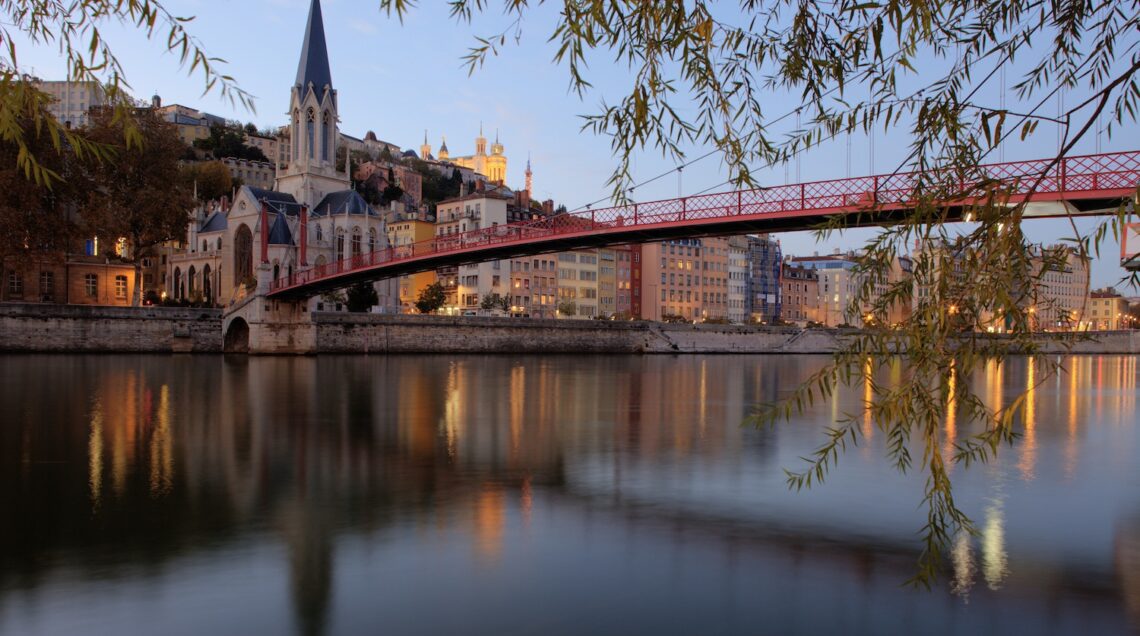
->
[295,0,333,94]
[276,0,347,206]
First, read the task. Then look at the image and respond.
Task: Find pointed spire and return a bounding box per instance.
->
[495,128,500,143]
[295,0,333,93]
[423,129,428,144]
[479,121,483,137]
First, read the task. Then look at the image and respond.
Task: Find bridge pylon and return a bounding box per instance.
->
[222,263,317,354]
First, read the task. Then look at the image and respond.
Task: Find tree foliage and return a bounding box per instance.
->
[83,108,195,303]
[192,124,268,162]
[378,0,1140,584]
[181,160,233,202]
[0,0,252,186]
[414,281,447,314]
[345,281,379,312]
[480,292,510,312]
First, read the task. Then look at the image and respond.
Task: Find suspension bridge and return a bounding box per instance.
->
[268,151,1140,300]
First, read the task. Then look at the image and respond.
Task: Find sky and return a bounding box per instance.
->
[14,0,1140,290]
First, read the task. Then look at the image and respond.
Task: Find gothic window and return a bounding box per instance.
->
[306,108,315,160]
[173,268,182,300]
[234,224,253,287]
[316,224,323,242]
[351,227,362,257]
[368,228,377,253]
[188,266,196,296]
[203,264,212,304]
[336,228,345,262]
[321,111,330,162]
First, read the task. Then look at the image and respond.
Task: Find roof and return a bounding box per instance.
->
[246,186,302,216]
[295,0,333,93]
[311,189,378,218]
[199,211,228,233]
[267,212,293,246]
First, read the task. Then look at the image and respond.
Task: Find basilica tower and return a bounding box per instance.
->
[275,0,350,207]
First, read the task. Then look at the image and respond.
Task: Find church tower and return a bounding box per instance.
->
[420,130,431,160]
[275,0,349,208]
[525,154,532,196]
[475,123,487,156]
[439,136,449,161]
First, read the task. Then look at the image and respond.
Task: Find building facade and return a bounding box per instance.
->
[37,80,108,128]
[780,262,821,325]
[746,234,782,323]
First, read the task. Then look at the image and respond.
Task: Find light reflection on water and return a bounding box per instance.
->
[0,354,1136,636]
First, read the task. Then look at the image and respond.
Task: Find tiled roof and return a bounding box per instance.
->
[311,189,378,218]
[247,186,302,216]
[199,211,227,233]
[267,212,293,246]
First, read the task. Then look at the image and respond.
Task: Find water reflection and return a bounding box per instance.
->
[0,354,1136,636]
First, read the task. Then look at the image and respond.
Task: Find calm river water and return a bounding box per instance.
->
[0,354,1137,635]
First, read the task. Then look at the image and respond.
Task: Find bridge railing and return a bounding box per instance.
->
[270,150,1140,293]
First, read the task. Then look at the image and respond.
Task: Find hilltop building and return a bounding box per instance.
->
[422,126,508,183]
[36,80,108,128]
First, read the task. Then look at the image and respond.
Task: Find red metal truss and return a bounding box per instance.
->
[270,150,1140,298]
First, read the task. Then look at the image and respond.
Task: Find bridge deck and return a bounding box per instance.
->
[270,151,1140,299]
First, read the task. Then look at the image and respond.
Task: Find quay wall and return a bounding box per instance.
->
[0,303,222,353]
[2,303,1139,355]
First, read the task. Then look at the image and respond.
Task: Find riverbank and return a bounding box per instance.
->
[3,302,1139,354]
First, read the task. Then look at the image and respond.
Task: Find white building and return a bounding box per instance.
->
[36,80,107,128]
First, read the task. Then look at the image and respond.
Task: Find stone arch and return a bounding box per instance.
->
[188,265,197,297]
[234,223,253,288]
[223,317,250,354]
[315,254,328,276]
[173,267,182,300]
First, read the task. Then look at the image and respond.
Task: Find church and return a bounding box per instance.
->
[169,0,396,310]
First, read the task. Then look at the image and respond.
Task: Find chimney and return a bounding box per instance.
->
[543,199,554,216]
[475,180,485,193]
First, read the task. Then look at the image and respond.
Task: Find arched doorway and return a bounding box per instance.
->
[223,317,250,353]
[234,224,253,288]
[173,267,182,300]
[188,265,197,298]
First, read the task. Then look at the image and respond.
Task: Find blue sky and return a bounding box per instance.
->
[16,0,1139,289]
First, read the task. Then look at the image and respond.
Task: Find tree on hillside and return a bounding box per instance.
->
[0,1,251,186]
[83,108,195,305]
[414,282,447,314]
[181,160,233,202]
[193,124,268,162]
[378,0,1140,583]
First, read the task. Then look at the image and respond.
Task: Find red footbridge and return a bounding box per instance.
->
[269,151,1140,299]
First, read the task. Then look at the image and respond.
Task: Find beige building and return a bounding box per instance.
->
[387,213,437,313]
[1032,244,1090,331]
[557,250,600,318]
[424,127,507,183]
[36,80,108,128]
[509,256,558,318]
[727,236,749,323]
[638,238,730,322]
[222,157,276,190]
[1088,288,1131,330]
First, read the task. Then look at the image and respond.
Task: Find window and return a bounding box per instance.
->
[321,111,330,161]
[85,274,98,298]
[7,271,23,296]
[39,271,54,300]
[115,275,128,299]
[306,109,315,159]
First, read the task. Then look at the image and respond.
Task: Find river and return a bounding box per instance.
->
[0,354,1137,635]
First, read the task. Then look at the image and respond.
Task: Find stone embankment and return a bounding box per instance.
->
[2,303,1139,354]
[0,303,221,353]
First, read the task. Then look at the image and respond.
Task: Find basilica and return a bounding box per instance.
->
[168,0,396,310]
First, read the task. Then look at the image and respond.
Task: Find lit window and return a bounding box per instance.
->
[85,274,98,298]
